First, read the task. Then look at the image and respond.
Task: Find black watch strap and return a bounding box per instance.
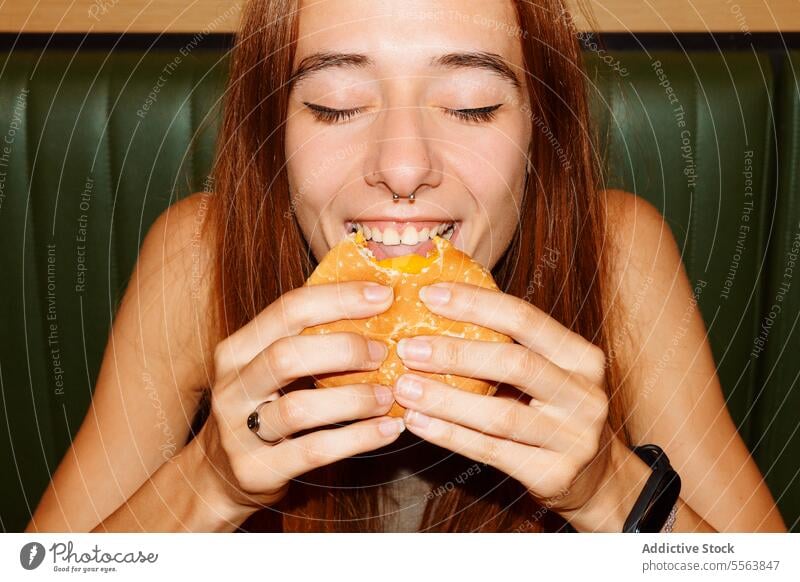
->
[623,444,681,533]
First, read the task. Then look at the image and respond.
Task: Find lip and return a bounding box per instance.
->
[345,217,459,229]
[345,210,459,222]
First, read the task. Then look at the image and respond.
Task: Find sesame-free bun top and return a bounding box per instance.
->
[299,231,513,417]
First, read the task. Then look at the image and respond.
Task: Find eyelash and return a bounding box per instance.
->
[303,102,502,124]
[304,103,361,124]
[444,105,502,123]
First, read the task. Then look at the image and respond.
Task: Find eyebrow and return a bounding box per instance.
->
[289,50,522,92]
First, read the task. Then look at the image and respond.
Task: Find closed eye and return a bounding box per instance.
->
[304,102,362,124]
[444,104,502,123]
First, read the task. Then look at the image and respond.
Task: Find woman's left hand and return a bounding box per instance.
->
[392,281,617,524]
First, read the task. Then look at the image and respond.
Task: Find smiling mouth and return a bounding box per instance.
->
[344,220,459,261]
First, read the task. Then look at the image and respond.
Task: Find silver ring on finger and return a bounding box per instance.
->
[247,400,285,445]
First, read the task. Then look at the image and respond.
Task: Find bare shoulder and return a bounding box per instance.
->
[137,192,215,283]
[603,188,679,267]
[602,188,688,327]
[137,192,215,307]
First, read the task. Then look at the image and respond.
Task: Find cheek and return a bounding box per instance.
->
[449,98,529,175]
[459,125,528,213]
[285,120,355,218]
[455,120,528,267]
[477,179,519,253]
[284,120,304,196]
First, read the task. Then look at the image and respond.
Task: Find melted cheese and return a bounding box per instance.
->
[375,252,437,273]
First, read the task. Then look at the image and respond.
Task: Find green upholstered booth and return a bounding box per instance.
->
[749,52,800,531]
[0,44,797,532]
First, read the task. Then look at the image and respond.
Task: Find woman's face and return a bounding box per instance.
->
[285,0,532,269]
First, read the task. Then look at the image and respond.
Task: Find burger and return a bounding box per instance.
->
[299,228,512,417]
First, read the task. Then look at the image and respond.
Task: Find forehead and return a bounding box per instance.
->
[294,0,523,69]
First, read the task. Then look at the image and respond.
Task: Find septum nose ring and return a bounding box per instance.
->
[392,192,416,203]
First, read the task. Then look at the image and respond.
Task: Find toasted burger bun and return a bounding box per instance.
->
[299,231,513,417]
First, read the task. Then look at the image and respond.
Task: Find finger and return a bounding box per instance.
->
[237,332,388,401]
[259,416,406,480]
[402,411,568,497]
[251,383,395,443]
[418,282,606,382]
[392,373,567,450]
[397,335,585,406]
[216,281,393,379]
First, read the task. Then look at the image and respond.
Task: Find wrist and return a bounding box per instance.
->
[177,437,255,531]
[560,437,652,532]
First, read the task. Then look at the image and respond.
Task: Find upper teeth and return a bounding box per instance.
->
[350,222,455,245]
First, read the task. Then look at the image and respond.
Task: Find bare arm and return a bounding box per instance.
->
[89,423,252,533]
[605,189,786,532]
[26,193,219,532]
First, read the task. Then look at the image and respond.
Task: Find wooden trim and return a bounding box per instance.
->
[570,0,799,33]
[0,1,244,34]
[0,1,797,34]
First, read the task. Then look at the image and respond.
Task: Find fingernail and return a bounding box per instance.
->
[404,409,431,428]
[368,340,388,362]
[420,284,451,306]
[363,283,393,303]
[379,417,405,436]
[397,338,431,361]
[396,375,423,400]
[373,385,393,406]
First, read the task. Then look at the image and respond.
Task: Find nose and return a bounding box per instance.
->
[363,104,442,198]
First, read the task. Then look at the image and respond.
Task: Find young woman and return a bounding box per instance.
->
[27,0,786,533]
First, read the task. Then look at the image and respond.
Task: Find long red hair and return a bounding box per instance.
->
[204,0,632,532]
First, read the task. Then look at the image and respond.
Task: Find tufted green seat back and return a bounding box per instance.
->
[0,45,796,531]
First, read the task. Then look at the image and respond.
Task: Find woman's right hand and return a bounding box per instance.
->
[189,281,403,518]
